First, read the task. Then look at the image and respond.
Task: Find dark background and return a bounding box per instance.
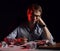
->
[0,0,60,42]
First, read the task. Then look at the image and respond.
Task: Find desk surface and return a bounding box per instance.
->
[0,46,60,51]
[0,43,60,51]
[38,43,60,49]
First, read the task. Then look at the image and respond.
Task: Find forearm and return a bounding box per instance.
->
[43,26,52,40]
[38,18,53,40]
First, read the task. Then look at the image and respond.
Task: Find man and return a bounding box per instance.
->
[5,4,54,45]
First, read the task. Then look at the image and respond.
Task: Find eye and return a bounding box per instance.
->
[35,15,40,17]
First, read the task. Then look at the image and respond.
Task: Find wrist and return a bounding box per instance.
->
[41,24,46,28]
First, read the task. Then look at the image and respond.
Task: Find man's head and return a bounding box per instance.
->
[27,4,42,24]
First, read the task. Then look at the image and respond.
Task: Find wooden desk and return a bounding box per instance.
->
[0,43,60,51]
[0,46,60,51]
[38,43,60,49]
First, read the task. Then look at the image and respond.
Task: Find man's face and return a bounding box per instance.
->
[27,10,41,24]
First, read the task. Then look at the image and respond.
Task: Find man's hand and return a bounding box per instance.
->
[36,17,46,26]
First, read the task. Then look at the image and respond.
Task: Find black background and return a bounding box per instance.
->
[0,0,60,42]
